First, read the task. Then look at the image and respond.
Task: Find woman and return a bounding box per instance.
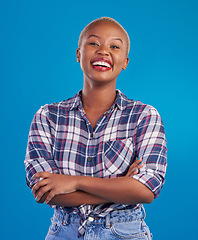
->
[25,17,167,239]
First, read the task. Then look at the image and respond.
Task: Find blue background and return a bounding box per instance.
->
[1,0,198,239]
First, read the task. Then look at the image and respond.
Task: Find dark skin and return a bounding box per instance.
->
[32,21,154,206]
[33,158,144,206]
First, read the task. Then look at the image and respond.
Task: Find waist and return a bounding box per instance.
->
[54,205,145,225]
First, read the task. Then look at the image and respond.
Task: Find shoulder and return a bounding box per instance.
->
[132,101,160,118]
[118,91,161,123]
[119,91,159,115]
[34,92,80,123]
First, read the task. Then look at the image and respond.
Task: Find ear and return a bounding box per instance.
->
[122,57,129,70]
[76,48,80,62]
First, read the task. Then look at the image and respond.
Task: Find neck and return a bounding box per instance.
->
[82,81,117,111]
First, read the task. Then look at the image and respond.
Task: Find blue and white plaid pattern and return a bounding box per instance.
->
[25,90,167,236]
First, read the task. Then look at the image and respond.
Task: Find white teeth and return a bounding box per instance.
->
[92,61,111,68]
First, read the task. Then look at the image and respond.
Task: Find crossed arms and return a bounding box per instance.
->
[26,104,167,208]
[32,157,154,207]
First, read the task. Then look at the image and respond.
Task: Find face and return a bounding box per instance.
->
[77,21,129,85]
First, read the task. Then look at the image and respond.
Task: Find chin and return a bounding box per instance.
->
[92,77,116,84]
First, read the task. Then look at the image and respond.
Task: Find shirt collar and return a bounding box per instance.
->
[68,90,82,111]
[114,89,129,110]
[68,89,129,111]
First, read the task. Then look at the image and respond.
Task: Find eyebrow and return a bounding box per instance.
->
[88,34,100,39]
[88,34,123,43]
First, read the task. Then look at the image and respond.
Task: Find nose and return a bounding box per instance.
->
[96,45,109,56]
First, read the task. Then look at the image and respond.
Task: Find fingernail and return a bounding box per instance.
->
[139,161,143,165]
[135,168,138,172]
[35,197,38,201]
[31,176,34,180]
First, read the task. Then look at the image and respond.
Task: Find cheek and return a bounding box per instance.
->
[119,54,128,67]
[80,49,93,66]
[79,51,88,66]
[115,57,127,69]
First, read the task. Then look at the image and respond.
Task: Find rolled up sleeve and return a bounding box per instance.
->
[132,106,167,198]
[24,105,59,188]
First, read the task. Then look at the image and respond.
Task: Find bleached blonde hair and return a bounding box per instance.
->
[78,17,130,56]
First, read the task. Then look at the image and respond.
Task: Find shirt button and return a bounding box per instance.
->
[88,157,92,162]
[88,216,94,222]
[90,133,93,138]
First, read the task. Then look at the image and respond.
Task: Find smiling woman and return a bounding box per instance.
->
[25,17,167,240]
[77,20,129,89]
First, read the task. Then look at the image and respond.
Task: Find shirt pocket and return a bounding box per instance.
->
[102,138,135,177]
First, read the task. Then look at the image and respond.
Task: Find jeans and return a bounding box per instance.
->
[45,206,152,240]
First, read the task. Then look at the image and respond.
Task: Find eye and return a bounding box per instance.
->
[89,42,99,46]
[111,45,120,49]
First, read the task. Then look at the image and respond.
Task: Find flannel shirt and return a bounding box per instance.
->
[25,90,167,236]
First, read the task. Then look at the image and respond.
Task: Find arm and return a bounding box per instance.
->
[32,172,153,206]
[31,106,166,206]
[24,106,103,207]
[132,106,167,198]
[24,105,59,189]
[77,175,154,204]
[33,158,145,206]
[27,106,144,207]
[38,191,109,207]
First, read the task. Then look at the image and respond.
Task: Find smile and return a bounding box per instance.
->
[92,61,111,68]
[91,58,113,71]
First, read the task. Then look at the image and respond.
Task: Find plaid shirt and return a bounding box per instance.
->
[25,90,167,236]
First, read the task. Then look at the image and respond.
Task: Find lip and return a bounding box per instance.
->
[90,57,113,71]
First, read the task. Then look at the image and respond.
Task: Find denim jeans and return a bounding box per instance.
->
[45,206,152,240]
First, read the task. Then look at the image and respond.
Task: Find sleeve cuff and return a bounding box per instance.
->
[132,167,165,198]
[25,158,59,188]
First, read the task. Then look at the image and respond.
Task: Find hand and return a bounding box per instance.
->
[125,157,144,177]
[32,172,78,204]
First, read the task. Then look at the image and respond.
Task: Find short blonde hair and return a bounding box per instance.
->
[78,17,130,56]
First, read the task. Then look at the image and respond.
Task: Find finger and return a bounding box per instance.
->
[137,161,144,170]
[44,190,56,204]
[32,171,50,180]
[127,160,140,172]
[35,185,52,202]
[127,160,143,175]
[126,160,139,176]
[130,161,144,174]
[37,191,50,203]
[135,157,142,165]
[132,157,143,170]
[126,158,143,177]
[126,166,138,176]
[126,168,139,177]
[125,171,131,177]
[126,167,136,176]
[32,179,49,195]
[129,157,142,170]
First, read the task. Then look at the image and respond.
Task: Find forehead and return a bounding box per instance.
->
[83,21,127,43]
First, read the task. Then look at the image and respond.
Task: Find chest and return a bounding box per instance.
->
[50,109,136,177]
[85,110,105,130]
